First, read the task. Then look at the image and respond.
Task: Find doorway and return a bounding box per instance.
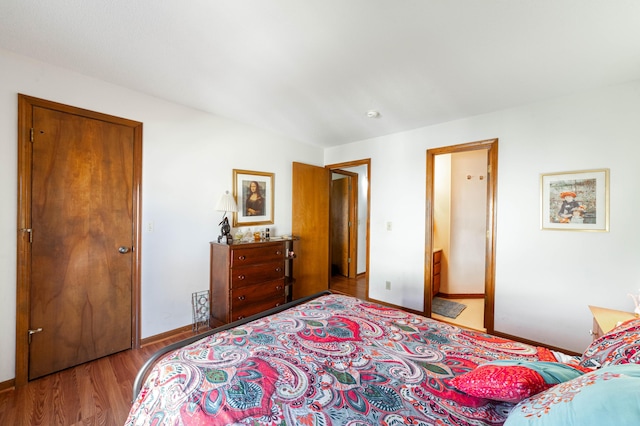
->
[327,160,370,300]
[16,95,143,385]
[291,160,370,301]
[425,139,498,333]
[330,169,357,278]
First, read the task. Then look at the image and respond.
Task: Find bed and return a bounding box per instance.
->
[127,292,640,425]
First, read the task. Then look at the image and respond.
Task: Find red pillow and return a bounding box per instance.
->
[449,364,550,403]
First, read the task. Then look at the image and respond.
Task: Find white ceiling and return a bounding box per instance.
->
[2,1,640,148]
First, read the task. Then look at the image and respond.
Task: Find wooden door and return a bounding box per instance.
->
[17,95,142,383]
[291,162,330,299]
[331,176,350,277]
[330,169,358,278]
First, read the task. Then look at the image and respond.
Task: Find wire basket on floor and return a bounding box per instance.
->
[191,290,210,332]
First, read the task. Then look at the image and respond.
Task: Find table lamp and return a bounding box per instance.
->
[215,190,238,244]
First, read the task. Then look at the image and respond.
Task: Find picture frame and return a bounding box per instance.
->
[232,169,274,227]
[540,168,609,231]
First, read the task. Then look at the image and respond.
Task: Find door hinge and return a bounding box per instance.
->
[30,128,34,143]
[20,228,33,243]
[348,257,351,263]
[28,327,43,344]
[487,164,491,174]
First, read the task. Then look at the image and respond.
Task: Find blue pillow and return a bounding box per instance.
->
[505,364,640,426]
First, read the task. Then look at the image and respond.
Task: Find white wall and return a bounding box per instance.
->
[0,49,323,382]
[433,151,487,295]
[353,165,368,274]
[325,79,640,353]
[449,150,487,294]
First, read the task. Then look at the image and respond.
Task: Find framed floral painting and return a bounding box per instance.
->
[540,168,609,231]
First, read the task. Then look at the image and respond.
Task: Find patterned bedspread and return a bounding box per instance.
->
[126,294,557,425]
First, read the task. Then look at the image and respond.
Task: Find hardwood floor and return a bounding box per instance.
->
[329,273,367,299]
[0,330,200,426]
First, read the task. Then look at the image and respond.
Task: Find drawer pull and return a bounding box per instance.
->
[275,302,281,307]
[237,295,246,301]
[238,255,246,260]
[276,250,282,255]
[276,285,282,290]
[275,267,282,272]
[237,275,246,280]
[237,315,245,320]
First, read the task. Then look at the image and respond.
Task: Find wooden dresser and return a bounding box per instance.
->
[432,249,442,297]
[210,238,295,324]
[589,305,636,340]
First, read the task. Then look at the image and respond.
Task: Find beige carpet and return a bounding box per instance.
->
[432,298,485,332]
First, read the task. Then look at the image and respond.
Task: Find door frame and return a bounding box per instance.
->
[326,159,371,297]
[424,139,498,333]
[15,94,143,386]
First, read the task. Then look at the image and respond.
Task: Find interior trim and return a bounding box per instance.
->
[425,139,498,333]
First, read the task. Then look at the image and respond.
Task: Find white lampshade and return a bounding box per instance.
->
[216,191,238,213]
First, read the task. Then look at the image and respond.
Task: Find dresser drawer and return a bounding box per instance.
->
[231,294,286,321]
[230,261,285,288]
[231,244,285,267]
[231,279,285,310]
[433,262,441,275]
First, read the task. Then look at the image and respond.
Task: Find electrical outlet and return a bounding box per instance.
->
[147,221,154,232]
[386,221,392,231]
[385,281,391,290]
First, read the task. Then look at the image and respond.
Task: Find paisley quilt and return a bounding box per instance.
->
[126,294,557,425]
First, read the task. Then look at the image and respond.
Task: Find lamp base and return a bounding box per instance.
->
[218,233,232,244]
[218,216,232,244]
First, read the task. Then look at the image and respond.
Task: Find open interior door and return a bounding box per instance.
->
[292,162,330,299]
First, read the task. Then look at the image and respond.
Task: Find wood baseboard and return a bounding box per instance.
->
[436,293,484,299]
[366,296,424,317]
[492,330,581,357]
[140,322,218,347]
[0,378,15,394]
[368,295,580,357]
[0,324,205,393]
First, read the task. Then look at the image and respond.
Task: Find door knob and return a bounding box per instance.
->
[118,246,131,254]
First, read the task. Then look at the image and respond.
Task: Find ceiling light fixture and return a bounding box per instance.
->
[366,110,381,118]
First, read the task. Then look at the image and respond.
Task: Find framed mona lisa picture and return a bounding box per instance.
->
[232,169,274,227]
